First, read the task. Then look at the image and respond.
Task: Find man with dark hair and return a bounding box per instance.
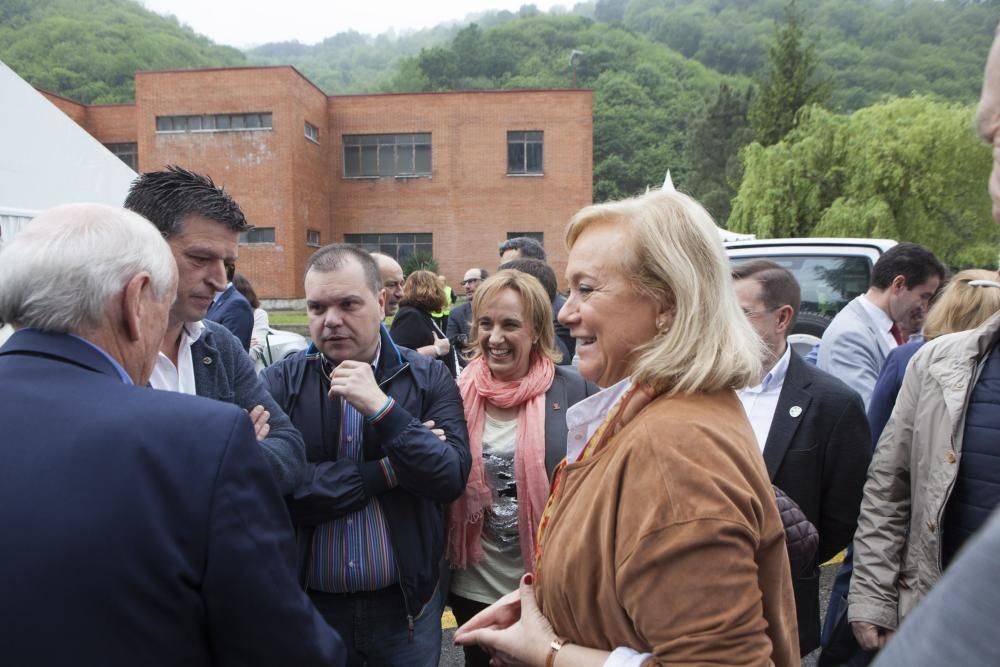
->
[498,236,546,262]
[205,262,254,350]
[446,267,489,367]
[125,166,306,494]
[733,259,871,656]
[0,204,345,666]
[818,242,945,408]
[498,257,575,364]
[261,243,471,666]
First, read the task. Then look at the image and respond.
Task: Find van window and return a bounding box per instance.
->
[730,254,871,317]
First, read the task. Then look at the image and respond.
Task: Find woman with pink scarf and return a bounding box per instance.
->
[447,269,594,667]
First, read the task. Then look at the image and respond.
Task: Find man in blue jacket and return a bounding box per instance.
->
[0,204,344,666]
[125,166,305,494]
[206,264,255,350]
[262,243,471,666]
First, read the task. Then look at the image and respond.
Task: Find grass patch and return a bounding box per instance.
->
[269,311,308,326]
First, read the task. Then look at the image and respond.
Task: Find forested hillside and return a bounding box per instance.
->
[0,0,245,103]
[620,0,996,110]
[2,0,995,256]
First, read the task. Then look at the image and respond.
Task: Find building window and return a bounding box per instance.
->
[343,133,431,178]
[507,131,543,175]
[305,122,320,144]
[156,112,273,134]
[104,142,137,171]
[507,231,544,243]
[344,233,432,262]
[306,229,321,247]
[240,227,276,244]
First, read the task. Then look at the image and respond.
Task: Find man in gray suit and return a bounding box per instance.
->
[818,242,945,409]
[125,166,306,494]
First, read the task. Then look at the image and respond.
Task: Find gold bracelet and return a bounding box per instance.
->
[545,637,568,667]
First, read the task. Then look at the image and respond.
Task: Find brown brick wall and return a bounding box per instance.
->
[45,68,592,299]
[40,90,88,126]
[329,89,593,293]
[86,104,137,144]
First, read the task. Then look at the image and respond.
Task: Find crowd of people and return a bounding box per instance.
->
[3,24,1000,667]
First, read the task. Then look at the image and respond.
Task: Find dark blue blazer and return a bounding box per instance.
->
[206,284,254,351]
[0,330,344,667]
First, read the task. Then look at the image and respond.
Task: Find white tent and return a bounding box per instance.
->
[0,60,136,243]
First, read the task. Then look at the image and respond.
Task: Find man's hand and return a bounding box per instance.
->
[423,420,446,442]
[328,360,389,417]
[851,621,894,651]
[246,405,271,442]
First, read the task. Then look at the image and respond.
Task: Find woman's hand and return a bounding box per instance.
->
[454,574,556,667]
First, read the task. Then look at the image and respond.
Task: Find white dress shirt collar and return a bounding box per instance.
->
[149,320,205,394]
[564,376,633,463]
[860,294,898,350]
[736,343,791,452]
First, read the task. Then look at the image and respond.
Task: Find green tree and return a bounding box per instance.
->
[402,252,438,275]
[731,96,998,268]
[685,82,755,223]
[749,0,832,146]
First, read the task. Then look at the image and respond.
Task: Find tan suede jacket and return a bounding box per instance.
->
[536,389,799,666]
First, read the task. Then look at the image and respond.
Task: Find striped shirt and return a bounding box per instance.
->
[308,349,400,593]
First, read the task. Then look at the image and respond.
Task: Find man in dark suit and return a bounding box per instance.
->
[733,259,871,656]
[0,204,344,666]
[446,266,488,366]
[206,266,254,350]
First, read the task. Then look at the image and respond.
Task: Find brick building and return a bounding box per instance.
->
[42,66,593,301]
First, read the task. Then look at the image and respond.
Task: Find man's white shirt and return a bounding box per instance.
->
[149,321,204,394]
[858,294,900,352]
[737,343,792,452]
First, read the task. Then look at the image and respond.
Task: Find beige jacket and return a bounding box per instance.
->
[849,312,1000,629]
[536,390,799,666]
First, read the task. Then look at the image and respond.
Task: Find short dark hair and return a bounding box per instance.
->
[499,257,557,302]
[232,273,260,309]
[124,165,250,237]
[870,243,946,290]
[306,244,382,296]
[732,259,801,327]
[474,268,490,280]
[498,236,546,261]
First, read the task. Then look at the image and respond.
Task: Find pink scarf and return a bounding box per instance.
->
[447,354,555,572]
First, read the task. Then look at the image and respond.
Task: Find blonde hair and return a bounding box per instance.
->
[467,270,562,365]
[565,189,763,395]
[923,269,1000,340]
[401,270,446,312]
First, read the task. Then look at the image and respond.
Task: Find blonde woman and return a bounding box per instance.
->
[456,189,798,665]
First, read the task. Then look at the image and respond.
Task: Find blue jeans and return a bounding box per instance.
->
[309,586,441,667]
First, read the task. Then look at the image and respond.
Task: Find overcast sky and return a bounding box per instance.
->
[139,1,570,49]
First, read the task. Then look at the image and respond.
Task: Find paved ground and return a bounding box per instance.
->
[438,563,838,666]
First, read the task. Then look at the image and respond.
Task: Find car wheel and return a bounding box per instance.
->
[793,310,834,338]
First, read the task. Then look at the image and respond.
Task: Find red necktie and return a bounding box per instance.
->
[890,323,905,345]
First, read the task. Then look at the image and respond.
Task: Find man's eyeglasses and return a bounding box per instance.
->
[742,306,778,318]
[462,278,481,285]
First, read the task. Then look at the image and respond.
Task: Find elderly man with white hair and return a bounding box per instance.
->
[0,204,345,667]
